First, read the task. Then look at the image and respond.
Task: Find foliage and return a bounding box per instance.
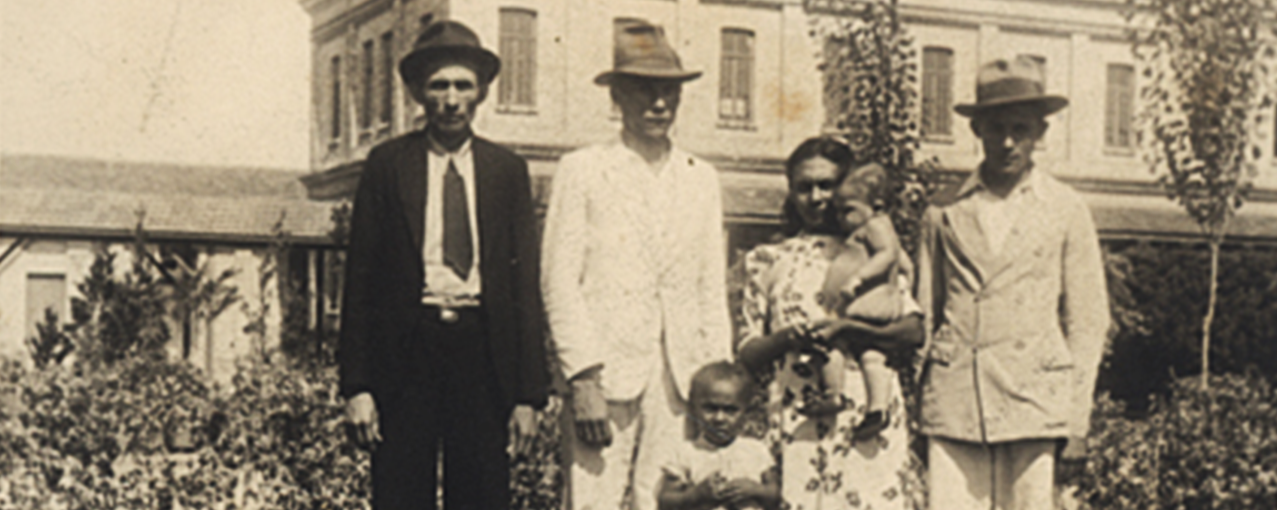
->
[1097,241,1277,409]
[69,244,170,367]
[1072,373,1277,509]
[1125,0,1277,385]
[2,356,217,509]
[813,0,938,256]
[1127,0,1275,235]
[242,213,288,362]
[27,309,75,369]
[510,396,564,510]
[154,247,240,361]
[0,352,568,510]
[212,358,372,510]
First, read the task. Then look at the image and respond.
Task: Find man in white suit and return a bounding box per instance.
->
[541,18,732,510]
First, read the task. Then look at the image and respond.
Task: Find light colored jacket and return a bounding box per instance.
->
[916,170,1110,443]
[542,141,732,401]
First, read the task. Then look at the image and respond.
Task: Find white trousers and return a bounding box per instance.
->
[928,436,1057,510]
[568,359,685,510]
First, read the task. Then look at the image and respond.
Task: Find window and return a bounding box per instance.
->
[719,28,754,123]
[499,8,537,109]
[26,274,65,339]
[381,32,395,126]
[921,47,954,137]
[360,39,375,134]
[1105,64,1135,149]
[330,56,342,142]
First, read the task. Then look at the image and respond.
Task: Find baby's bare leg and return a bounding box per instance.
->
[859,349,890,412]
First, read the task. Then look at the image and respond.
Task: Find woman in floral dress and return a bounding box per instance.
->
[736,137,924,510]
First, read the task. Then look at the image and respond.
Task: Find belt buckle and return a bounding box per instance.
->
[439,306,459,324]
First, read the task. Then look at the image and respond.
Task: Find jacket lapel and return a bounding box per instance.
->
[395,135,428,255]
[604,146,660,270]
[472,139,496,270]
[944,201,998,283]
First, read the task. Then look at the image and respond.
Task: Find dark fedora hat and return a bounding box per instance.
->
[954,55,1068,117]
[398,20,500,85]
[594,19,701,85]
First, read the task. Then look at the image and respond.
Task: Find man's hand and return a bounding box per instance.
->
[345,392,382,450]
[571,373,612,447]
[509,404,537,456]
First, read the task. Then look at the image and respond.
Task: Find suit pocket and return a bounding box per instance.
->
[1039,333,1075,371]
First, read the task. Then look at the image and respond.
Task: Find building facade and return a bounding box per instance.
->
[0,154,338,384]
[298,0,1277,249]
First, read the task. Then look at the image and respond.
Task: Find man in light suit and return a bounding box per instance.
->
[338,20,547,510]
[541,19,732,510]
[916,55,1110,509]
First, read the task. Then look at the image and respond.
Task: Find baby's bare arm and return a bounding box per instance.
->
[847,215,902,287]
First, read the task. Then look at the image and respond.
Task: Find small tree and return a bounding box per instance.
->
[26,309,74,369]
[1125,0,1276,387]
[812,3,936,507]
[812,0,937,255]
[155,250,240,361]
[69,243,170,367]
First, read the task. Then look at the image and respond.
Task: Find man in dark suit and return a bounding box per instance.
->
[338,19,548,510]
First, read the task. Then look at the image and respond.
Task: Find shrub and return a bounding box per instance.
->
[1074,372,1277,509]
[213,358,371,510]
[0,353,568,510]
[1098,241,1277,409]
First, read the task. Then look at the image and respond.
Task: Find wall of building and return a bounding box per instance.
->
[0,238,282,386]
[301,0,1277,235]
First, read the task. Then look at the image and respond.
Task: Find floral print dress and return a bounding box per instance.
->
[738,235,912,510]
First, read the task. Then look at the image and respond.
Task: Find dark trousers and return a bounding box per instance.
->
[372,306,511,510]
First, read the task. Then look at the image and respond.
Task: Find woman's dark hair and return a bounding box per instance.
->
[780,136,859,236]
[783,136,856,183]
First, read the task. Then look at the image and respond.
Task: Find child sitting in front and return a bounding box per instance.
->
[657,361,779,510]
[807,161,920,440]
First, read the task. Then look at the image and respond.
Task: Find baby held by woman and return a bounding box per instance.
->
[805,161,920,440]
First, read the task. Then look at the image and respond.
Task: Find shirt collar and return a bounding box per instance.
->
[426,132,473,159]
[958,163,1042,199]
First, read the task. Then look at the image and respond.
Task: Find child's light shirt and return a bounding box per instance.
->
[660,435,774,489]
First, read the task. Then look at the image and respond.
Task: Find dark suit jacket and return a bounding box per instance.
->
[338,131,548,411]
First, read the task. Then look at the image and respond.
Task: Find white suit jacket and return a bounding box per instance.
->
[542,141,732,400]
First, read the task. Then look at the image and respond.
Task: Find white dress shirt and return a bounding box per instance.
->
[423,137,481,304]
[969,168,1042,255]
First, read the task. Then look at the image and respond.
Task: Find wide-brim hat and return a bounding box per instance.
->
[954,55,1068,117]
[399,20,500,85]
[594,19,701,85]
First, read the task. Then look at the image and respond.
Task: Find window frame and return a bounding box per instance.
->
[1103,63,1136,155]
[380,31,395,134]
[921,46,955,142]
[718,27,755,130]
[497,7,538,113]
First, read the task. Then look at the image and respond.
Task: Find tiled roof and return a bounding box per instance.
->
[0,154,338,245]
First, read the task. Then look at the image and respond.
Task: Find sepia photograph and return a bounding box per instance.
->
[2,0,1276,509]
